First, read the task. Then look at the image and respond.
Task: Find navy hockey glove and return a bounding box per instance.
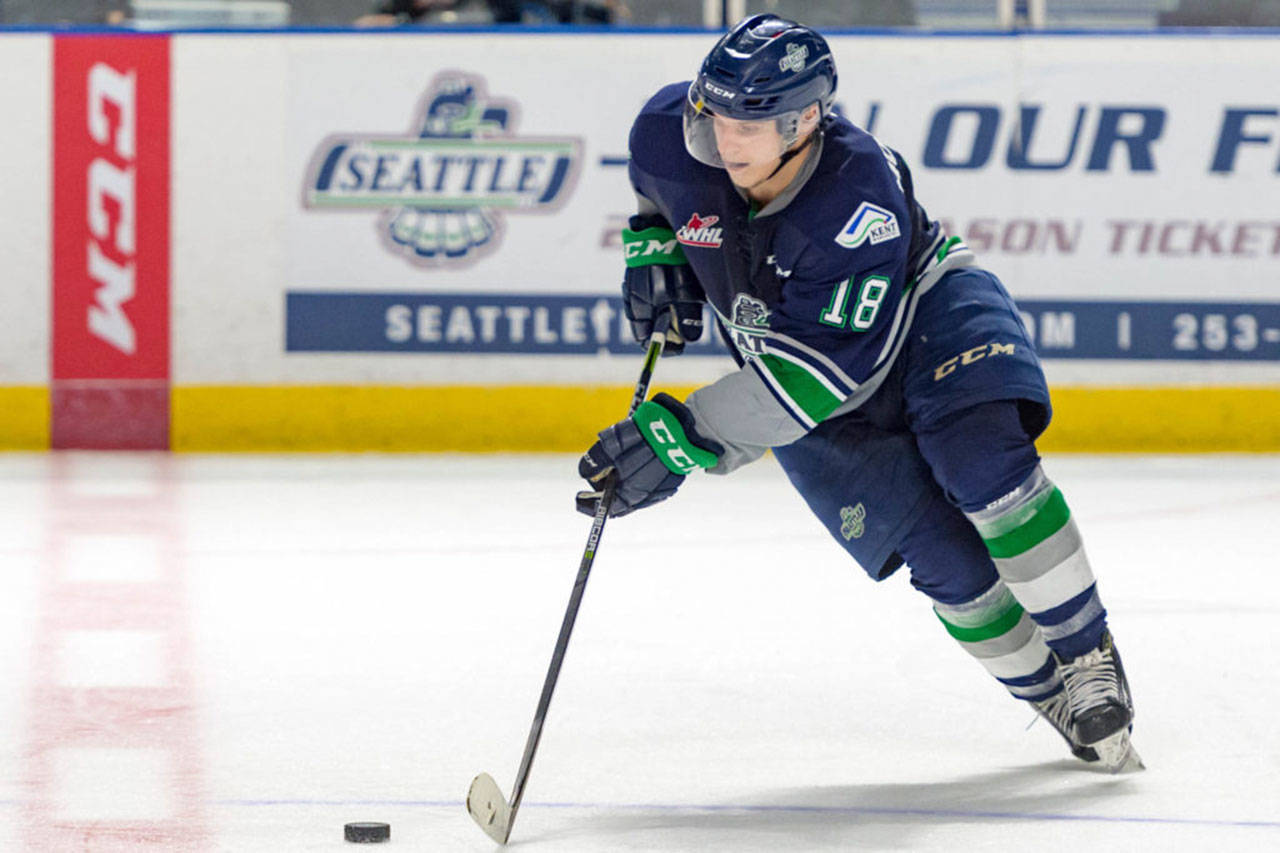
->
[621,214,705,355]
[576,392,724,518]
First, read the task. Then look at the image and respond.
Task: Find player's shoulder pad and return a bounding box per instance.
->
[628,82,706,183]
[783,117,914,283]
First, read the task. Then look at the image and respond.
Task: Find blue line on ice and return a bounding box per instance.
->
[211,800,1280,829]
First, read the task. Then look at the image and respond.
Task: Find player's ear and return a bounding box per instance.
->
[798,103,821,135]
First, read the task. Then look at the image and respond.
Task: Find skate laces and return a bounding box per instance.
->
[1029,689,1073,733]
[1060,646,1120,717]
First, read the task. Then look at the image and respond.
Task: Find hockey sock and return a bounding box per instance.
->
[965,465,1107,661]
[933,579,1062,701]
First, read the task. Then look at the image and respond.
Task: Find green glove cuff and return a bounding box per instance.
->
[633,400,720,475]
[622,226,688,268]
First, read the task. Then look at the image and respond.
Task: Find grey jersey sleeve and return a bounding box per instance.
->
[633,188,661,217]
[683,367,808,475]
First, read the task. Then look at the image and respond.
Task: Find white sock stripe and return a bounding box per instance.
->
[1001,542,1096,614]
[1038,590,1106,642]
[978,637,1057,680]
[994,519,1083,583]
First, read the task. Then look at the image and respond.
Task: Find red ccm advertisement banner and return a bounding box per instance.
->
[52,35,171,449]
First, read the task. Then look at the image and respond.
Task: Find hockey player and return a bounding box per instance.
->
[577,15,1142,771]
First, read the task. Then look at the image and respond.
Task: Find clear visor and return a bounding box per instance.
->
[682,88,804,169]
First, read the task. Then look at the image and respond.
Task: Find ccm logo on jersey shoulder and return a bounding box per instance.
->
[835,201,900,249]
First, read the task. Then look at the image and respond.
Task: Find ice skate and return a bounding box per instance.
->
[1058,629,1144,772]
[1031,687,1098,763]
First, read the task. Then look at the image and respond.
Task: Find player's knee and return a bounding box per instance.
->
[916,400,1042,513]
[897,492,999,603]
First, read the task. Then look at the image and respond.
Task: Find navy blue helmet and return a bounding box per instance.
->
[684,15,838,167]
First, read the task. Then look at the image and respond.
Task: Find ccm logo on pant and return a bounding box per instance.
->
[934,342,1016,381]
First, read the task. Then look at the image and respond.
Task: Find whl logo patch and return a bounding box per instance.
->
[835,201,900,249]
[304,71,582,267]
[676,212,724,248]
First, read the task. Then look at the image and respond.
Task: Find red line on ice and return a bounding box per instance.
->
[23,457,208,850]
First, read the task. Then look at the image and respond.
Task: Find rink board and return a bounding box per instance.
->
[0,28,1278,450]
[166,384,1280,453]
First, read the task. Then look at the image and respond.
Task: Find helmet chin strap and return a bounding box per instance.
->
[746,128,818,190]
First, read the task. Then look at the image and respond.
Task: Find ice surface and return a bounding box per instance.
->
[1,451,1278,850]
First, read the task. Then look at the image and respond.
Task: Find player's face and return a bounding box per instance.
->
[711,115,786,187]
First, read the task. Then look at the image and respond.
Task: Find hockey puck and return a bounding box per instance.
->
[344,822,390,843]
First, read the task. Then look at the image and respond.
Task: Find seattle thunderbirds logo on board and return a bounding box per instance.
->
[304,72,582,267]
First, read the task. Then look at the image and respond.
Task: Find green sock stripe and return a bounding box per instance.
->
[983,488,1071,559]
[937,600,1025,643]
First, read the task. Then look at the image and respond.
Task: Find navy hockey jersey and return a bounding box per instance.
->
[627,83,975,472]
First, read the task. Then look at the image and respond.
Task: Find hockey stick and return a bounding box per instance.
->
[467,324,668,845]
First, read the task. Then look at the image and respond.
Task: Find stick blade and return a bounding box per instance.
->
[467,772,512,844]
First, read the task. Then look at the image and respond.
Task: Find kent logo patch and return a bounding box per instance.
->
[835,201,901,249]
[676,212,724,248]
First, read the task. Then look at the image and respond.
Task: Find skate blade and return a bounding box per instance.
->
[1091,729,1145,773]
[467,772,512,844]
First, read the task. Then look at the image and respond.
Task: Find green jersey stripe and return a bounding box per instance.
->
[756,352,845,424]
[762,346,849,401]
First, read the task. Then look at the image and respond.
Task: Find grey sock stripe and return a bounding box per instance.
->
[993,519,1084,584]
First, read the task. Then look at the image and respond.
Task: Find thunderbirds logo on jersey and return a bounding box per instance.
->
[725,293,771,357]
[303,72,582,267]
[835,201,901,249]
[840,504,866,540]
[676,212,724,248]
